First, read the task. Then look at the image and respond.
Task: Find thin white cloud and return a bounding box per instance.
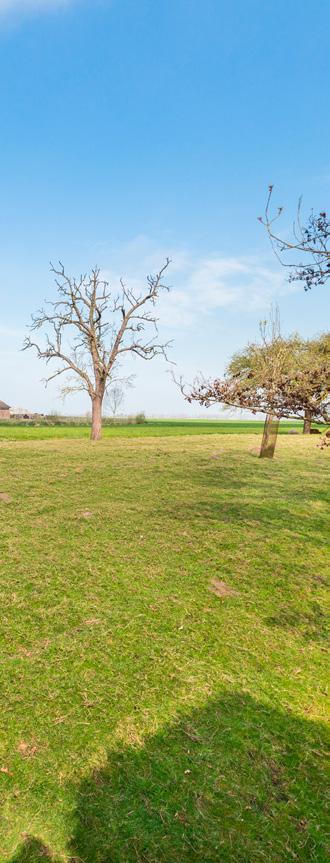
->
[100,236,298,330]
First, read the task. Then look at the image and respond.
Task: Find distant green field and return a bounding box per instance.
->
[0,419,305,441]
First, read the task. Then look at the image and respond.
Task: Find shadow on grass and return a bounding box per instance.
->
[164,453,329,547]
[171,496,328,543]
[265,601,329,642]
[8,693,328,863]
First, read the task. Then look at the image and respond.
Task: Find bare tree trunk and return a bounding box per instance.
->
[259,414,280,458]
[91,394,103,441]
[303,409,312,434]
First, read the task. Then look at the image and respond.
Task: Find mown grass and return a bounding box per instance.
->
[0,419,305,441]
[0,432,329,862]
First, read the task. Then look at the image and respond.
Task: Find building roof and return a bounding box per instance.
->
[0,400,10,410]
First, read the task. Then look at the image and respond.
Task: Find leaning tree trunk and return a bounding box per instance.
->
[303,409,312,434]
[259,413,280,459]
[91,394,103,441]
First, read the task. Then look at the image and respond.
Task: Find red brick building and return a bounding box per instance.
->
[0,400,10,419]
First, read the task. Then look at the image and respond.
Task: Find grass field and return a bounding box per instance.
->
[0,419,306,441]
[0,430,329,862]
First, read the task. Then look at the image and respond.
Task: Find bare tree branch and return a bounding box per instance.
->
[258,186,330,290]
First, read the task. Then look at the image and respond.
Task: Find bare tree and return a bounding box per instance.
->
[106,384,125,417]
[24,260,171,440]
[105,381,129,417]
[259,185,330,291]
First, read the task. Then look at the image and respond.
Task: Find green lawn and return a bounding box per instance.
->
[0,418,305,441]
[0,432,328,862]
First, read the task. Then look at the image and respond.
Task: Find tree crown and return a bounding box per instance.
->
[24,260,172,401]
[185,323,330,423]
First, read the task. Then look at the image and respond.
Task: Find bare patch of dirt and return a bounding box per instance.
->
[209,578,239,598]
[83,618,101,627]
[17,741,38,758]
[296,818,308,833]
[18,647,34,659]
[0,492,12,503]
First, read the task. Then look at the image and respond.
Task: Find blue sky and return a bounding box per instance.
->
[0,0,329,416]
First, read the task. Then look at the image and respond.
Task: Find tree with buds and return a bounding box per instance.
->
[259,185,330,291]
[182,313,329,458]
